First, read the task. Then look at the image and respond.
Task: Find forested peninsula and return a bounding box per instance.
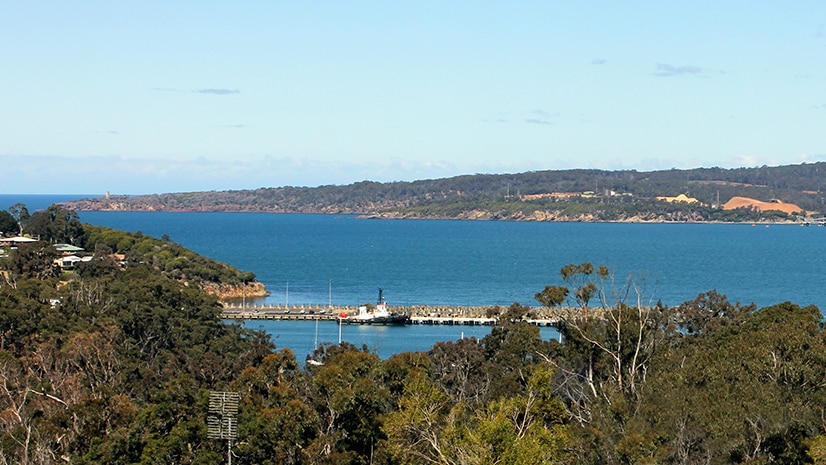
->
[4,203,826,463]
[63,162,826,223]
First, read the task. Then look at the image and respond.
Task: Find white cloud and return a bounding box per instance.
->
[3,151,819,196]
[652,63,705,77]
[194,88,240,95]
[0,154,470,194]
[525,118,553,125]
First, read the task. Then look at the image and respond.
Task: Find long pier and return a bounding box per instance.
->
[220,303,559,327]
[798,215,826,226]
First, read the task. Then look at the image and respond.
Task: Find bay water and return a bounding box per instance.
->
[74,211,826,311]
[2,195,825,358]
[74,211,826,358]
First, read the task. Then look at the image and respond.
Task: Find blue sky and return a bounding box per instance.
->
[2,2,825,194]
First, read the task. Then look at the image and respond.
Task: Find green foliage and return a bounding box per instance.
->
[84,224,255,287]
[535,285,569,307]
[232,351,317,465]
[483,312,550,399]
[0,210,18,236]
[301,344,393,464]
[382,370,456,465]
[538,261,611,310]
[675,289,755,335]
[380,351,433,399]
[24,204,87,244]
[0,242,274,464]
[636,301,826,464]
[3,242,61,281]
[428,337,490,403]
[6,229,826,464]
[64,161,826,219]
[7,203,29,235]
[384,366,573,464]
[535,267,826,464]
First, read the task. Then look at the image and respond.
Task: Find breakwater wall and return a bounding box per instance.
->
[220,303,562,326]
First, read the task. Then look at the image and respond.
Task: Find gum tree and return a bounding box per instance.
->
[536,262,673,421]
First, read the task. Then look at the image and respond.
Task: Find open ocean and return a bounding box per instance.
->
[3,194,825,358]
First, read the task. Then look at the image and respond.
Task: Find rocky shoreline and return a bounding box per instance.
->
[364,210,801,224]
[201,281,269,301]
[63,198,805,224]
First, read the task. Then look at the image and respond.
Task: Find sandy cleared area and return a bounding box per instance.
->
[722,196,803,214]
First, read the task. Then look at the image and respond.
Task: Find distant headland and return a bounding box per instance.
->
[62,162,826,223]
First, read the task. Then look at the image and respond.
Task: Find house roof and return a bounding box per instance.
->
[0,236,38,243]
[55,243,84,252]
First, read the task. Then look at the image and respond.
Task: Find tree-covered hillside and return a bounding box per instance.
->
[63,162,826,221]
[1,216,274,464]
[5,213,826,463]
[1,204,265,299]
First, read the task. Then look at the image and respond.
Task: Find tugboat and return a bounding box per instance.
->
[339,288,410,325]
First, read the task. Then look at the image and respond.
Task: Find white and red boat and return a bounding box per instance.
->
[339,288,410,325]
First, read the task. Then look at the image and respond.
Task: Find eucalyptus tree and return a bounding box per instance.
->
[303,343,393,465]
[383,366,573,465]
[637,300,826,464]
[24,205,85,245]
[537,262,671,404]
[0,210,18,236]
[230,350,317,465]
[535,262,679,463]
[8,203,29,236]
[428,337,489,403]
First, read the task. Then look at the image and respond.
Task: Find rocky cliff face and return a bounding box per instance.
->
[367,209,712,223]
[201,281,268,300]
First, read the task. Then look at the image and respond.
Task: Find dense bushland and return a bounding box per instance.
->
[3,211,826,464]
[63,162,826,221]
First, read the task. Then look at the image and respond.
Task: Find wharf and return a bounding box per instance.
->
[220,303,559,327]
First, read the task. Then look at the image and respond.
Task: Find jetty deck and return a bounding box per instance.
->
[221,303,559,327]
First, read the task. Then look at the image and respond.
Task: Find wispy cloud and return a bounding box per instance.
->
[482,115,509,123]
[652,63,705,77]
[153,87,241,95]
[591,58,607,65]
[0,154,461,194]
[2,152,805,196]
[194,88,240,95]
[525,109,555,125]
[525,118,552,125]
[486,109,559,125]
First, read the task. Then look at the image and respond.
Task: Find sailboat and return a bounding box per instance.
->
[306,318,324,366]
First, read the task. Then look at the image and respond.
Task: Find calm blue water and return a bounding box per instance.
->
[73,211,826,312]
[239,319,559,360]
[0,194,93,212]
[4,194,825,357]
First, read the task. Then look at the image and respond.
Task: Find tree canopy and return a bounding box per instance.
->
[62,161,826,221]
[3,219,826,464]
